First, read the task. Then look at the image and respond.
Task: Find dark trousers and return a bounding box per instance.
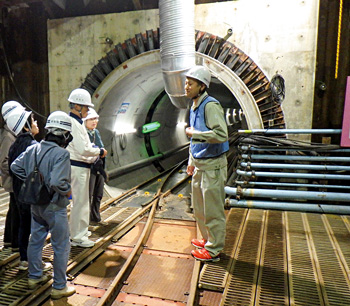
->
[4,192,19,248]
[18,202,31,261]
[89,172,104,223]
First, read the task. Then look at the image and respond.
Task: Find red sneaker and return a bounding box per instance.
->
[191,238,207,249]
[191,248,220,262]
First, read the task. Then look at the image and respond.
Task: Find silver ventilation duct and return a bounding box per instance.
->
[159,0,196,109]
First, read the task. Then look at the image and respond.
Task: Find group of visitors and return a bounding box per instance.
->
[0,64,229,300]
[0,88,106,299]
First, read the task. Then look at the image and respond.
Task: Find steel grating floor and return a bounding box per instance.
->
[2,182,350,306]
[199,208,350,306]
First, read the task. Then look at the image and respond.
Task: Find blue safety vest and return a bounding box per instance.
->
[190,95,229,159]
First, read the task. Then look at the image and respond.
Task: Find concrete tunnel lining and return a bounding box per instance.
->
[91,50,264,189]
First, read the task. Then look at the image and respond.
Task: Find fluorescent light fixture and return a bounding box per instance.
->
[176,121,188,128]
[114,123,136,135]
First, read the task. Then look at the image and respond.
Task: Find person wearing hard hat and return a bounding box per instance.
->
[185,65,229,262]
[11,111,75,299]
[83,108,107,226]
[7,108,52,271]
[0,101,24,251]
[66,88,107,248]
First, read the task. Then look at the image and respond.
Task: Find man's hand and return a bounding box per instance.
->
[185,127,194,138]
[187,165,195,176]
[100,148,107,158]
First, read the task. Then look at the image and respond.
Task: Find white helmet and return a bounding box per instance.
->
[1,100,25,121]
[185,65,211,88]
[6,108,32,136]
[68,88,94,107]
[45,111,72,135]
[83,108,99,121]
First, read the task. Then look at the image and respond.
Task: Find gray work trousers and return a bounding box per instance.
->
[192,165,227,257]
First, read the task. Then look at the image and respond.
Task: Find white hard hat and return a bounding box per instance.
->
[45,111,72,135]
[67,88,94,107]
[6,108,32,136]
[1,100,25,121]
[83,108,99,121]
[185,65,211,88]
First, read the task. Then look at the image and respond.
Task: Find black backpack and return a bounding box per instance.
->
[18,146,54,206]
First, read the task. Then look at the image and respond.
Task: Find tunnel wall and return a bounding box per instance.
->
[48,0,319,133]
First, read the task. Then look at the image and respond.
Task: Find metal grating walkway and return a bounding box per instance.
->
[199,208,350,306]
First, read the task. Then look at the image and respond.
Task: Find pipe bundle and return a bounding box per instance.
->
[226,130,350,214]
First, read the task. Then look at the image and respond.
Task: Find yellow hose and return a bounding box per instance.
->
[335,0,343,79]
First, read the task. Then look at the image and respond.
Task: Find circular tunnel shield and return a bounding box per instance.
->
[92,51,263,189]
[85,29,285,189]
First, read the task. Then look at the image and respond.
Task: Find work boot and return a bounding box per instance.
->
[20,261,52,271]
[42,261,52,271]
[51,285,76,299]
[191,248,220,262]
[71,239,94,248]
[28,274,49,289]
[19,261,29,270]
[191,238,207,249]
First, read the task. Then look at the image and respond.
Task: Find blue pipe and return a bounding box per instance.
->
[239,146,350,153]
[225,186,350,202]
[227,199,350,215]
[236,169,350,180]
[241,154,350,162]
[240,162,350,171]
[238,129,342,134]
[234,181,350,190]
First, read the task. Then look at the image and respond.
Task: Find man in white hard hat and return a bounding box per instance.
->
[11,111,76,299]
[0,101,24,250]
[66,88,107,247]
[184,65,229,262]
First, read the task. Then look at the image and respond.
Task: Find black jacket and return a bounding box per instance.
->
[8,132,37,196]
